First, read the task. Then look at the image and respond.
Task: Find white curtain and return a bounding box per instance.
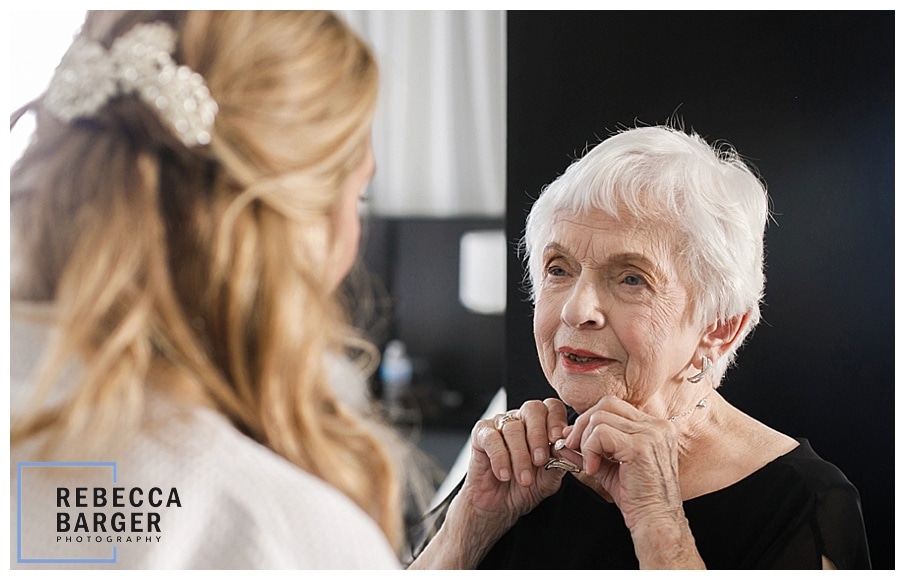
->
[341,10,506,218]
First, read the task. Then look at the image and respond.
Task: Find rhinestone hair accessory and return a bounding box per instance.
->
[44,21,217,147]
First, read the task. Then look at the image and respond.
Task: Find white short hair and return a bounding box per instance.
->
[523,125,770,384]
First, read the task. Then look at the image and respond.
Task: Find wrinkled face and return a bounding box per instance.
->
[533,208,704,414]
[326,139,375,291]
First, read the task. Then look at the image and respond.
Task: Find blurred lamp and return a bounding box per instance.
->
[458,230,506,315]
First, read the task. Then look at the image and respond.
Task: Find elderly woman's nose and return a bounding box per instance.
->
[561,278,606,328]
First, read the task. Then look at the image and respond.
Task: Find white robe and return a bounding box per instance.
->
[10,311,401,570]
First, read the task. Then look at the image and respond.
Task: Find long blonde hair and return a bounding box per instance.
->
[11,10,404,548]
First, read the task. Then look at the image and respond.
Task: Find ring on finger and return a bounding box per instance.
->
[496,412,520,430]
[544,457,581,473]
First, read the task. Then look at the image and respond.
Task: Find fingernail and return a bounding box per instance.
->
[520,470,533,485]
[534,448,546,464]
[499,468,511,481]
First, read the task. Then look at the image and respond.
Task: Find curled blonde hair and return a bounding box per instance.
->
[11,10,403,548]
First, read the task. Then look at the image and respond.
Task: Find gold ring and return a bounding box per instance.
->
[544,457,581,473]
[496,412,520,430]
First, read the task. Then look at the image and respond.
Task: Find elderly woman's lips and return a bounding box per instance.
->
[558,349,613,372]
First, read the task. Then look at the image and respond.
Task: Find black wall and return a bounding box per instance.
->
[505,11,893,569]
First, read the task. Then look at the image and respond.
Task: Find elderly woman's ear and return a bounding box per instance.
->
[699,312,752,360]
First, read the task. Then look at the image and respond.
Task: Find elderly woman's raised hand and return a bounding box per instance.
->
[410,397,575,569]
[564,395,683,526]
[562,395,704,568]
[464,398,570,521]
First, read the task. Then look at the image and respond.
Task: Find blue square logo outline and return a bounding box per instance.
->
[17,461,119,564]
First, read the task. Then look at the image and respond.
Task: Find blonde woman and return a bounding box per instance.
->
[11,11,417,569]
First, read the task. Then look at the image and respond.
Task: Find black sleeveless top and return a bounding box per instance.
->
[476,439,870,569]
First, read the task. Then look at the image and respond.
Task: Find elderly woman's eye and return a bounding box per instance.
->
[623,274,646,286]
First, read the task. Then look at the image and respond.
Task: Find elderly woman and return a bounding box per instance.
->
[411,126,870,569]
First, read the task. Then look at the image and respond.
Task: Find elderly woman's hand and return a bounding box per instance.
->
[410,398,573,569]
[465,398,570,518]
[563,395,704,568]
[564,396,682,524]
[449,399,569,552]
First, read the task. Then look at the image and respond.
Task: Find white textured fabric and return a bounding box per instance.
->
[10,313,401,570]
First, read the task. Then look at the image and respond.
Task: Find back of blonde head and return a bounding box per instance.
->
[11,10,404,548]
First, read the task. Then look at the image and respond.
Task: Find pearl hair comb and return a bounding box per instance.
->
[44,21,218,147]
